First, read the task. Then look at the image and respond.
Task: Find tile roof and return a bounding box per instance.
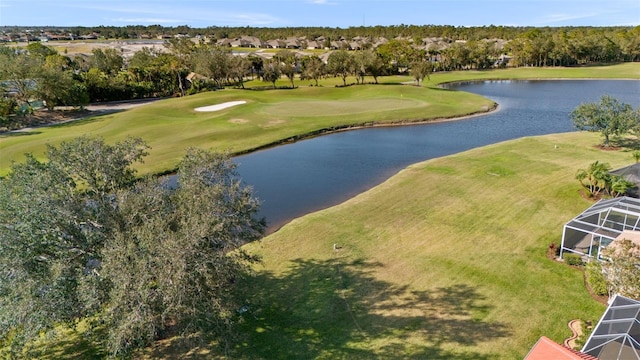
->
[525,336,598,360]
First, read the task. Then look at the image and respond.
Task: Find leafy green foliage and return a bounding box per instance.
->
[0,137,265,356]
[275,50,297,88]
[602,239,640,299]
[570,95,639,147]
[585,260,608,296]
[409,60,433,86]
[327,50,355,86]
[576,160,634,198]
[299,55,325,86]
[261,58,282,88]
[563,253,584,266]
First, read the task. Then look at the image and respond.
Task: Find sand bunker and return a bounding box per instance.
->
[194,101,246,112]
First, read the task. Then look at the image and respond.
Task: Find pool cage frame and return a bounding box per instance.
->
[582,294,640,359]
[560,197,640,261]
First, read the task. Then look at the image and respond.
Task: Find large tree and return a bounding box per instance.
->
[0,137,265,357]
[353,50,376,85]
[570,95,639,147]
[36,55,89,110]
[261,58,282,89]
[275,50,297,88]
[228,55,251,88]
[90,48,124,76]
[409,59,433,87]
[0,51,42,109]
[299,55,325,86]
[327,50,354,86]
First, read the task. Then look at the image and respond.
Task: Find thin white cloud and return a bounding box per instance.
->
[69,2,283,26]
[110,17,185,24]
[307,0,339,5]
[536,12,599,24]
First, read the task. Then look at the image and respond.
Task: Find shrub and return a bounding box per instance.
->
[564,253,584,266]
[585,260,608,296]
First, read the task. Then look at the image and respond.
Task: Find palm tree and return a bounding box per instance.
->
[576,161,611,197]
[609,175,633,197]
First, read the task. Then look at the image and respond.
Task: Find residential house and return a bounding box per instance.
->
[266,39,285,49]
[284,37,301,49]
[241,36,265,48]
[306,40,322,50]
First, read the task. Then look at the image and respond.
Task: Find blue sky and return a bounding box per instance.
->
[1,0,638,28]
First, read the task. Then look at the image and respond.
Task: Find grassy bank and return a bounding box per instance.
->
[234,131,633,359]
[1,63,638,176]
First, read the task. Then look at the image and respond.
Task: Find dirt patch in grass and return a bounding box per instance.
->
[593,144,622,151]
[260,119,286,128]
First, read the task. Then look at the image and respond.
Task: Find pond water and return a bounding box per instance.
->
[234,80,640,232]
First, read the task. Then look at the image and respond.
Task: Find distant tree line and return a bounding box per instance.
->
[3,24,639,49]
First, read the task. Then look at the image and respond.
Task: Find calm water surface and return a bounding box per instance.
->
[235,80,640,232]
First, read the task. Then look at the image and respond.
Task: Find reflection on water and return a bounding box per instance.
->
[235,80,640,232]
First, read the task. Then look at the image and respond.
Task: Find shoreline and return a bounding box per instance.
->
[232,102,500,158]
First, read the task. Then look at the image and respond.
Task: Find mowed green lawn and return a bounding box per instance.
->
[233,132,632,359]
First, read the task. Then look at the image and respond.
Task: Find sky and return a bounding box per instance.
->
[0,0,638,28]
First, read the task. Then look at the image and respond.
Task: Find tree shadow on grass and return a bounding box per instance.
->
[613,137,640,151]
[46,112,115,129]
[231,257,511,359]
[20,325,108,360]
[0,130,42,138]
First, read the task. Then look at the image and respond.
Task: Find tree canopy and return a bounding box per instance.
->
[602,239,640,299]
[0,136,265,357]
[570,95,640,147]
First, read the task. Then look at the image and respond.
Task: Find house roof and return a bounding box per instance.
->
[524,336,598,360]
[609,230,640,256]
[582,295,640,360]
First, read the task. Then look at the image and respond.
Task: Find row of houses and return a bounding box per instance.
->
[1,29,508,53]
[213,35,390,50]
[1,31,100,43]
[213,35,507,52]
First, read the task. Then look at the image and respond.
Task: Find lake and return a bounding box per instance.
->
[234,80,640,232]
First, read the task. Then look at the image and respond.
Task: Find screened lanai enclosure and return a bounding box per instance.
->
[560,197,640,261]
[582,295,640,360]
